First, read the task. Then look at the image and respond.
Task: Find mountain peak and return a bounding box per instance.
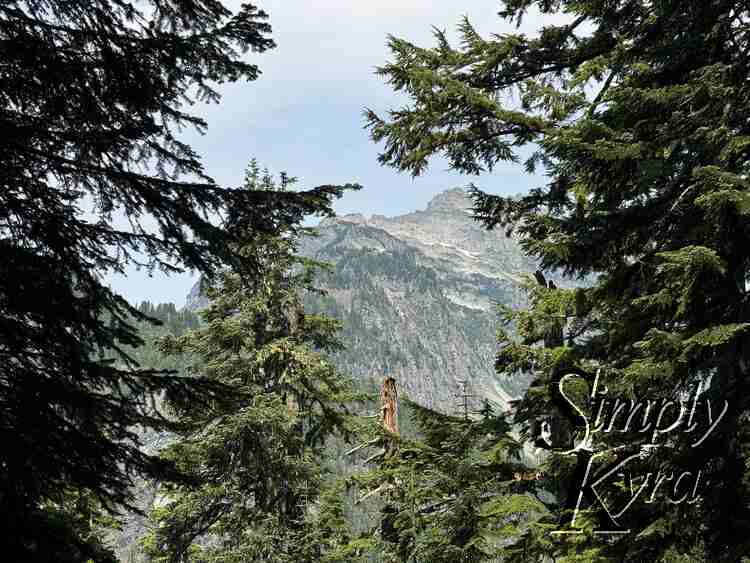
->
[425,187,471,213]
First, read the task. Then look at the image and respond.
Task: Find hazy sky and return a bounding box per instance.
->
[105,1,565,305]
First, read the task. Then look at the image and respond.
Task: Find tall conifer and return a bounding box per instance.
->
[367,1,750,559]
[141,163,358,562]
[1,2,357,557]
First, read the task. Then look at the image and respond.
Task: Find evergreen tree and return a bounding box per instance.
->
[141,164,358,562]
[1,2,358,558]
[367,1,750,559]
[293,479,375,563]
[349,396,547,562]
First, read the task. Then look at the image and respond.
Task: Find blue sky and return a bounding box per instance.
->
[105,1,564,306]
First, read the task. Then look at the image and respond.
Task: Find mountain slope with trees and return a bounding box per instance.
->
[188,188,572,414]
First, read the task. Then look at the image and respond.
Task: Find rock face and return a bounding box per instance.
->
[185,276,210,312]
[186,188,561,413]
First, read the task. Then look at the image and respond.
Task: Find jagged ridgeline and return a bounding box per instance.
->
[187,188,562,412]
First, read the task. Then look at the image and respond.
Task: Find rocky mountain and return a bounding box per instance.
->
[112,188,555,560]
[187,187,562,414]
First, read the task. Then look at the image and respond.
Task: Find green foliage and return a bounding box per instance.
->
[109,302,203,374]
[369,1,750,560]
[12,490,120,563]
[350,399,549,562]
[1,1,360,558]
[141,165,359,562]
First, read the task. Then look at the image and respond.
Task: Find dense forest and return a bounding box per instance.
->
[3,0,750,561]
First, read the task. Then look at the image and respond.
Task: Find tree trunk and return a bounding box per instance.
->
[380,376,399,436]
